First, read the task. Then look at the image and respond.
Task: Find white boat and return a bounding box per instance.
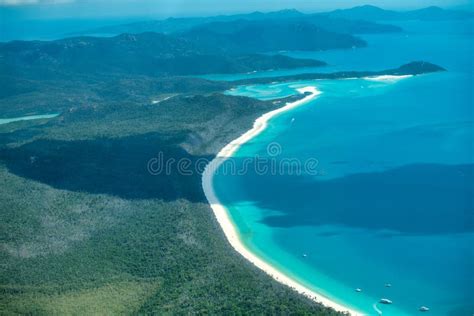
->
[380,298,393,304]
[419,306,430,312]
[355,288,362,292]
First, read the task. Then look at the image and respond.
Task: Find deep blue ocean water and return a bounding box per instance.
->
[213,20,473,315]
[0,18,142,42]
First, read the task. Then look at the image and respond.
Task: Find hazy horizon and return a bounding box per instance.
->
[1,0,473,22]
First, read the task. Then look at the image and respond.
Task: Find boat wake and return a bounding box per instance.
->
[373,303,383,315]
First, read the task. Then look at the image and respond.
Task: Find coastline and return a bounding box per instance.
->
[202,86,363,316]
[0,113,59,126]
[363,74,413,82]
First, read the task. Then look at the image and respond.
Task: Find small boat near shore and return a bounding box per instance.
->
[380,298,393,304]
[419,306,430,312]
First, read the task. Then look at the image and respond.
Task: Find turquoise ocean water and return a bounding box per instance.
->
[212,20,473,315]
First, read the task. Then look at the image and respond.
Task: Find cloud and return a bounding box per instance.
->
[0,0,74,5]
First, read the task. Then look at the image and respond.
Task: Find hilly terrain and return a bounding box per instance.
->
[177,19,366,54]
[325,5,474,21]
[0,32,326,79]
[78,9,402,37]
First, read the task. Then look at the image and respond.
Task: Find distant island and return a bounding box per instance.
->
[0,30,444,81]
[0,32,327,78]
[76,8,403,37]
[230,61,446,85]
[74,5,473,40]
[324,5,474,21]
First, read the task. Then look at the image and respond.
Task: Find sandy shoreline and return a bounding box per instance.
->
[202,86,363,315]
[0,113,59,126]
[364,74,413,82]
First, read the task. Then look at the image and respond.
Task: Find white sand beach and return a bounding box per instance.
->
[202,86,363,316]
[0,113,59,126]
[364,74,413,82]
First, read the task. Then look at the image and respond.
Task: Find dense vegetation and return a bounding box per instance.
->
[176,20,366,53]
[0,75,232,117]
[0,75,342,314]
[0,33,325,78]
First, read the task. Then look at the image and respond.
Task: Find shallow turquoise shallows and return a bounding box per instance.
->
[213,20,473,315]
[0,113,59,125]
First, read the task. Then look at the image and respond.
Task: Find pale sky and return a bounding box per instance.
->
[1,0,473,20]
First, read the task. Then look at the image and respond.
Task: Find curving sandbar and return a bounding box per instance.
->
[363,74,413,82]
[202,86,363,316]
